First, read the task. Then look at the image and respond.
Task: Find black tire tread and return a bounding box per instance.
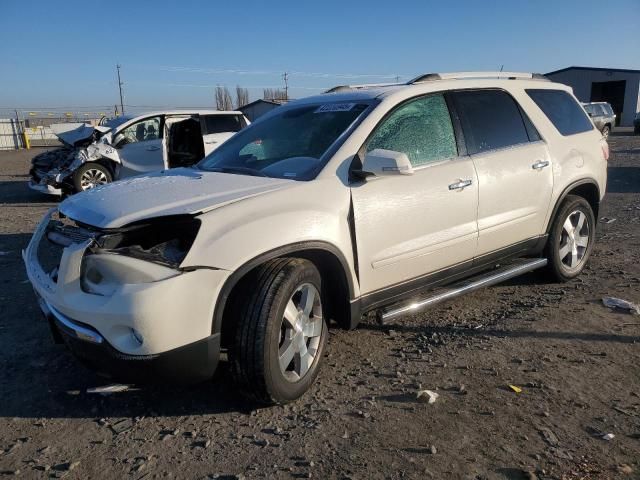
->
[72,163,112,193]
[230,257,313,404]
[545,194,595,282]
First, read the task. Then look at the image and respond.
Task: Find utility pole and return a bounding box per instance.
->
[116,64,125,115]
[395,75,400,83]
[282,72,289,100]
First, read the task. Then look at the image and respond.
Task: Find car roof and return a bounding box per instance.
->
[288,72,571,108]
[113,110,245,132]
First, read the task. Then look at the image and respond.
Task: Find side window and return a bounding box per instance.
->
[203,115,244,135]
[366,94,457,167]
[115,116,162,146]
[526,89,593,136]
[451,90,530,155]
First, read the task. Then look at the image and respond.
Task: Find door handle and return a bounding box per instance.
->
[532,160,550,170]
[145,145,161,151]
[448,179,473,191]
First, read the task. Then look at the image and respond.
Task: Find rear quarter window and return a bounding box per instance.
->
[526,89,593,136]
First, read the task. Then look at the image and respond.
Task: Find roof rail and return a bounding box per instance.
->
[323,82,400,94]
[408,72,549,84]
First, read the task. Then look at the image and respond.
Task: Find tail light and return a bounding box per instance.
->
[601,141,609,161]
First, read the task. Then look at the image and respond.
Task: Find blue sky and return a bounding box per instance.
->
[0,0,638,116]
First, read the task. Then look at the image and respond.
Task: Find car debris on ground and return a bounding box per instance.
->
[602,296,640,314]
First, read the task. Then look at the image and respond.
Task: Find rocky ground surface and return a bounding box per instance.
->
[0,132,639,479]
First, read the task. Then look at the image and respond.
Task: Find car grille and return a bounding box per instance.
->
[36,233,64,278]
[36,217,95,281]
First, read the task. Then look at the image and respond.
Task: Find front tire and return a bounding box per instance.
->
[546,195,596,282]
[230,258,328,404]
[601,125,610,139]
[72,163,112,192]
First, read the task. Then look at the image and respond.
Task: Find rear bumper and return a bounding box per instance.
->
[38,295,220,384]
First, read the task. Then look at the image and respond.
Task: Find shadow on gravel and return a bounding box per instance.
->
[360,323,640,344]
[0,360,262,420]
[607,166,640,193]
[610,130,636,137]
[0,180,58,204]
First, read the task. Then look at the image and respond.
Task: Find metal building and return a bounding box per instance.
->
[546,66,640,127]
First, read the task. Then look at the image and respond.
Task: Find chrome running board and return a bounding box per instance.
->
[377,258,547,325]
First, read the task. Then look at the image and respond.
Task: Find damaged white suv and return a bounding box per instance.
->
[29,110,249,195]
[24,72,608,404]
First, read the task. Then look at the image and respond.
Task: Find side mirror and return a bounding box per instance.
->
[360,149,414,177]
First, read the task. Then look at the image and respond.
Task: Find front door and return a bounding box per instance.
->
[113,115,165,177]
[351,94,479,296]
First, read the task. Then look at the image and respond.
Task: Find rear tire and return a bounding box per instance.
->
[229,258,328,404]
[72,163,112,192]
[545,195,595,282]
[601,125,610,139]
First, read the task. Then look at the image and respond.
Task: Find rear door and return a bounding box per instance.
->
[113,115,165,177]
[201,114,246,155]
[351,93,479,295]
[450,89,553,256]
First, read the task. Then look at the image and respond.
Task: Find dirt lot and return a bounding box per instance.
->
[0,133,639,480]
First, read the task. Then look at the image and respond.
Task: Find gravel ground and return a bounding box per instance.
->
[0,132,639,479]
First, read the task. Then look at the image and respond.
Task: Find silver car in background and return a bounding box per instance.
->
[582,102,615,138]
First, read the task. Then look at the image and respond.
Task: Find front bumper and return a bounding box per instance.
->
[23,209,230,381]
[28,179,63,196]
[38,295,220,383]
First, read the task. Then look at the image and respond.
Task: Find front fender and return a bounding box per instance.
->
[181,178,359,296]
[87,143,121,164]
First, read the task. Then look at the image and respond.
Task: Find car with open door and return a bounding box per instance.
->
[28,110,249,195]
[24,72,607,404]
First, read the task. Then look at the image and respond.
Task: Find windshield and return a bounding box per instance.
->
[197,102,371,180]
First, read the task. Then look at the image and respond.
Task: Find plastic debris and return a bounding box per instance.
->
[87,384,131,395]
[416,389,439,404]
[508,385,523,394]
[602,297,640,315]
[602,433,615,441]
[600,217,616,224]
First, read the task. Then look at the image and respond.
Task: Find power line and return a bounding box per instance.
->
[141,65,406,80]
[116,64,125,115]
[283,72,289,100]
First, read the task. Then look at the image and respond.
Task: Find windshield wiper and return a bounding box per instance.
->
[208,166,267,177]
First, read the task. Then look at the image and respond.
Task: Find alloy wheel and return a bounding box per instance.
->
[558,210,590,269]
[80,168,108,190]
[278,283,323,382]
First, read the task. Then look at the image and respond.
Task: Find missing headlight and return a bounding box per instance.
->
[90,215,201,268]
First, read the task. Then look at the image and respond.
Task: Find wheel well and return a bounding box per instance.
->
[218,248,353,349]
[549,182,600,233]
[94,159,116,176]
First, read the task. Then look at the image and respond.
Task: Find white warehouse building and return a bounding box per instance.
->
[546,66,640,127]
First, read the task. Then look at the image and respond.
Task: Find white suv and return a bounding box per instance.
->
[24,72,608,404]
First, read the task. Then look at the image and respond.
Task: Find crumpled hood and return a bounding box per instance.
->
[59,168,294,228]
[51,123,111,147]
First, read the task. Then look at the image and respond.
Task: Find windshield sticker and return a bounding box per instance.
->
[314,103,355,113]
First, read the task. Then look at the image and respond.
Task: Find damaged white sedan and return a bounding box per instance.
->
[28,110,249,195]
